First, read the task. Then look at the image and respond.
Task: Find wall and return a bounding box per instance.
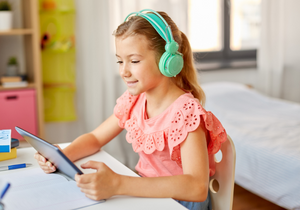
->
[282,69,300,102]
[281,1,300,103]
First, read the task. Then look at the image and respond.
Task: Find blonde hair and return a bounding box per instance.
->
[113,11,205,105]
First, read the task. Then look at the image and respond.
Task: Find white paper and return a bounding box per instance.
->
[1,168,102,210]
[0,129,11,153]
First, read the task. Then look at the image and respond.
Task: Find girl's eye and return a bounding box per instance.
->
[116,61,123,64]
[132,60,140,63]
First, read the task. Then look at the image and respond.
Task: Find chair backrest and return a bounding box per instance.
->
[209,135,236,210]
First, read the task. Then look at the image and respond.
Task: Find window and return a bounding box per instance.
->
[188,0,261,70]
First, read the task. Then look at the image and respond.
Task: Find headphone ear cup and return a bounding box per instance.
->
[159,52,184,77]
[159,52,173,77]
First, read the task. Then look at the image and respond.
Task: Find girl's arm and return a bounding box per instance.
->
[34,114,123,172]
[75,123,209,202]
[64,114,123,162]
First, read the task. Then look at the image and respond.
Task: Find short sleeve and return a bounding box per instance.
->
[168,98,227,168]
[202,111,227,155]
[114,90,140,128]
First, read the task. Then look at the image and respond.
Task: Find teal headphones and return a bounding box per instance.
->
[124,9,184,77]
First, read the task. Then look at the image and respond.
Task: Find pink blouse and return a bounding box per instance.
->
[114,90,227,177]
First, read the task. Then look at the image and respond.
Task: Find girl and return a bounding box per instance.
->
[34,9,227,210]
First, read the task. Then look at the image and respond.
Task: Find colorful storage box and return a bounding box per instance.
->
[0,89,38,139]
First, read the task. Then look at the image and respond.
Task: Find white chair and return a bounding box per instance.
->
[209,135,236,210]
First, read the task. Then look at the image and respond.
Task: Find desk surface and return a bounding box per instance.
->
[0,143,186,210]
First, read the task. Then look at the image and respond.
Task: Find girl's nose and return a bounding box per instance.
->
[120,64,131,77]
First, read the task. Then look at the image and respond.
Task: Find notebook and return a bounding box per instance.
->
[1,168,101,210]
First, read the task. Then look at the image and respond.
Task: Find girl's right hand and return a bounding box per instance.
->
[34,152,56,173]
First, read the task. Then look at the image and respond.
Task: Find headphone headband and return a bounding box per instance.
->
[124,9,174,43]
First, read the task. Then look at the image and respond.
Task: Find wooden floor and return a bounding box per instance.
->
[232,184,287,210]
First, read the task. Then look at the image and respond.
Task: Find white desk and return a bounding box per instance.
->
[0,143,186,210]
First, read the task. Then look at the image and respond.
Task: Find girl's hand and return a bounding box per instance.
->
[33,144,62,173]
[75,161,121,200]
[34,152,56,173]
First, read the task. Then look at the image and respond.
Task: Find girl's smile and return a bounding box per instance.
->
[126,80,138,87]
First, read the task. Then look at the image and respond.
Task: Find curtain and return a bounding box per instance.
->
[258,0,300,102]
[45,0,188,169]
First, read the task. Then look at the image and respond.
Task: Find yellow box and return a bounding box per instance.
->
[43,86,77,122]
[0,148,17,161]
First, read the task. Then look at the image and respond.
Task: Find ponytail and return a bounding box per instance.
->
[172,32,206,106]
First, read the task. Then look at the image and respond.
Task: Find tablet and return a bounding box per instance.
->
[15,126,83,180]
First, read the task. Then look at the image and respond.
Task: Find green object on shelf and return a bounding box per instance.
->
[0,0,11,11]
[43,86,77,122]
[7,57,17,65]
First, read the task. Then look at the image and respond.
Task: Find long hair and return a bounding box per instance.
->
[113,11,206,105]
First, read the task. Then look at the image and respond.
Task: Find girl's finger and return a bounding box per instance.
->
[34,153,46,162]
[79,187,95,195]
[75,174,94,184]
[39,163,51,169]
[46,161,53,167]
[41,167,55,173]
[76,181,92,190]
[39,161,56,172]
[38,161,47,166]
[84,193,99,201]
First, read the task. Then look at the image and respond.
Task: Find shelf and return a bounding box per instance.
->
[0,83,36,90]
[0,0,45,138]
[0,29,34,36]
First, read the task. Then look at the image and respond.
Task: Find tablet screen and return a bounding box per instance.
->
[15,126,83,180]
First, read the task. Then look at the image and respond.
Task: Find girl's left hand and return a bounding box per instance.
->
[75,161,121,200]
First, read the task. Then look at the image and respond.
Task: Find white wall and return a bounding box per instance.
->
[282,69,300,102]
[280,1,300,103]
[257,0,300,103]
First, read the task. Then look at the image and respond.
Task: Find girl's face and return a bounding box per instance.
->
[115,34,164,96]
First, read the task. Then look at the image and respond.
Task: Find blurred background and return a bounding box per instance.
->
[0,0,300,170]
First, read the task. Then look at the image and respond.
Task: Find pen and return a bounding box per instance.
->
[0,163,32,171]
[0,183,10,199]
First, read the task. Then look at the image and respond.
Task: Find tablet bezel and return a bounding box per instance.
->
[15,126,83,180]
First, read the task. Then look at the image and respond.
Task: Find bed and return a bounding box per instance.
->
[202,82,300,210]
